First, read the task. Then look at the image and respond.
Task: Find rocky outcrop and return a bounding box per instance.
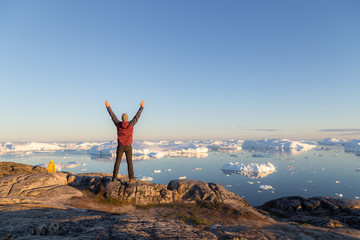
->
[0,172,83,206]
[0,162,47,177]
[261,196,360,229]
[1,163,360,239]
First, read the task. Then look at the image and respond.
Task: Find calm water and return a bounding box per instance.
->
[1,146,359,206]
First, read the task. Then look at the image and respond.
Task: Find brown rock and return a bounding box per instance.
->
[0,162,47,178]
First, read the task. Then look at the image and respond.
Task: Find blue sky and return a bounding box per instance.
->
[1,0,360,141]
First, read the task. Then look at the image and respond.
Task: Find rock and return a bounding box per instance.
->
[104,181,176,204]
[319,218,344,228]
[0,162,47,177]
[261,196,360,230]
[168,179,251,208]
[0,172,83,205]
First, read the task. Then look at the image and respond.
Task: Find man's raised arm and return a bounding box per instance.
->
[105,100,120,125]
[130,100,144,126]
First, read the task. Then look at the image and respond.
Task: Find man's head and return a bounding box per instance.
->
[122,113,128,121]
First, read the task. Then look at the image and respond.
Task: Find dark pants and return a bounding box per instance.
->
[112,144,134,181]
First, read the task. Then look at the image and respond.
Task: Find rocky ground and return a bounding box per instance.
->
[0,162,360,239]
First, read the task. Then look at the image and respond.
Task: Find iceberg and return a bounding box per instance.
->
[317,138,347,146]
[344,140,360,153]
[206,140,243,152]
[87,142,116,157]
[2,142,62,152]
[221,162,276,179]
[259,185,274,190]
[140,176,153,181]
[242,139,316,153]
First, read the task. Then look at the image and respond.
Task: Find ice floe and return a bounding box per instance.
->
[192,168,202,171]
[178,176,187,180]
[221,162,276,179]
[335,193,343,198]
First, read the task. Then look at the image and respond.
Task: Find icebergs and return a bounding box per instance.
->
[242,139,316,153]
[344,140,360,153]
[221,162,276,179]
[0,141,103,154]
[1,142,62,153]
[317,138,347,146]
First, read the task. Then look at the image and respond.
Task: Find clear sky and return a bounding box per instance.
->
[1,0,360,142]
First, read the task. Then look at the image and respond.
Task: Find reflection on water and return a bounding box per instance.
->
[221,169,276,179]
[90,152,208,162]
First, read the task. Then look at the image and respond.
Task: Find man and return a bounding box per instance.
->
[105,100,144,182]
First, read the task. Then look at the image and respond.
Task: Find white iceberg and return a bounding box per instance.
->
[344,140,360,153]
[259,185,274,190]
[242,139,316,153]
[221,162,276,179]
[178,176,187,180]
[140,176,153,181]
[317,138,347,146]
[206,140,243,152]
[87,142,116,157]
[3,142,62,152]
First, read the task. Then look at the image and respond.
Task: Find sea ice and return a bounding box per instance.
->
[178,176,187,180]
[221,162,276,179]
[153,170,161,174]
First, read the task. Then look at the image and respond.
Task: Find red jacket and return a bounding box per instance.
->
[107,106,143,145]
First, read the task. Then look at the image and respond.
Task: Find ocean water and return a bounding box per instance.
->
[1,146,359,206]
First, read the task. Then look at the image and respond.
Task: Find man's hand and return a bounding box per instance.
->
[140,100,145,107]
[105,100,111,107]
